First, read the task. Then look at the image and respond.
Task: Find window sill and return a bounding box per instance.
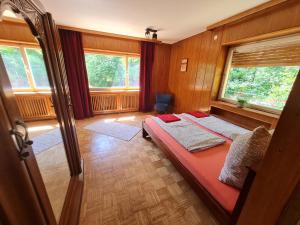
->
[210,101,279,128]
[13,91,51,95]
[90,89,139,93]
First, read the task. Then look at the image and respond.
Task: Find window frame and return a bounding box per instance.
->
[84,49,141,91]
[0,42,50,92]
[219,47,293,115]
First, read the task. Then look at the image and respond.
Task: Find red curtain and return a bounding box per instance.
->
[139,41,155,112]
[59,29,93,119]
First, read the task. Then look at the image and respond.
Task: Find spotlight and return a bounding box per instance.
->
[145,28,151,38]
[152,31,157,40]
[145,28,158,40]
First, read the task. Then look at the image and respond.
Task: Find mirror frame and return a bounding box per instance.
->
[0,0,84,224]
[0,0,82,175]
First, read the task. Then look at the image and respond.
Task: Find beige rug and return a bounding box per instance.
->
[32,128,63,154]
[84,120,141,141]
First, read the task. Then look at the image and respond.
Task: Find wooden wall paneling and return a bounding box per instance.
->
[168,34,203,113]
[0,20,37,44]
[191,32,212,112]
[236,70,300,225]
[176,35,201,113]
[207,0,290,30]
[201,30,224,110]
[211,46,228,100]
[168,30,225,113]
[192,29,225,112]
[82,33,141,54]
[222,0,300,45]
[151,43,171,104]
[168,44,181,111]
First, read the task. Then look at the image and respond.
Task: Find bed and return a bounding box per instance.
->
[142,115,256,225]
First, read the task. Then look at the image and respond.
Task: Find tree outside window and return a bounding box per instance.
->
[85,52,140,89]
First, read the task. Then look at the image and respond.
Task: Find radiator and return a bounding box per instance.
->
[91,94,118,113]
[14,91,139,121]
[121,93,139,110]
[91,91,139,114]
[15,94,56,121]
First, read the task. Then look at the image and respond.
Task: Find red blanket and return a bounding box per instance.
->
[187,111,209,118]
[157,114,181,123]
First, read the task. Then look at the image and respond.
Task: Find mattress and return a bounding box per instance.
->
[144,117,240,213]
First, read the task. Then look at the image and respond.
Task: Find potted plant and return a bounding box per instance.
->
[237,97,248,108]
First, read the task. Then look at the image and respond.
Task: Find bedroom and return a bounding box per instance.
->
[0,0,299,225]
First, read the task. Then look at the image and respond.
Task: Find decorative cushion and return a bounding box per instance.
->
[187,111,209,118]
[157,114,181,123]
[219,126,271,189]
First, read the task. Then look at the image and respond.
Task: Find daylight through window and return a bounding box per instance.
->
[0,45,49,91]
[220,35,300,112]
[85,52,140,89]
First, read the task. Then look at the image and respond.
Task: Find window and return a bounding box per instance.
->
[128,56,140,87]
[0,45,49,91]
[85,52,140,89]
[220,34,300,113]
[0,46,30,89]
[25,48,49,89]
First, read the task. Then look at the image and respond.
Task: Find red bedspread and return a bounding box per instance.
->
[144,118,240,213]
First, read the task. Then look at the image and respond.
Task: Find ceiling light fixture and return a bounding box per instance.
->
[145,28,158,40]
[145,28,151,39]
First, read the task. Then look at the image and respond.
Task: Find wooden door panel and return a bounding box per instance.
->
[0,93,47,225]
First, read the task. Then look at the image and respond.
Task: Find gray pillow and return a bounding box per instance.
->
[219,126,271,189]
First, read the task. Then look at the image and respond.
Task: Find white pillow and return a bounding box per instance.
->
[219,126,271,189]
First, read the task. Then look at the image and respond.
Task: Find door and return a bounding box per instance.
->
[0,55,54,225]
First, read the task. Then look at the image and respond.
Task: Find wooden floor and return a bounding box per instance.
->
[28,120,70,222]
[76,112,219,225]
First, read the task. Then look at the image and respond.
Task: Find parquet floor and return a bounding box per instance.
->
[76,112,219,225]
[28,120,70,222]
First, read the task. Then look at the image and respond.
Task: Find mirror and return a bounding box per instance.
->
[0,10,70,222]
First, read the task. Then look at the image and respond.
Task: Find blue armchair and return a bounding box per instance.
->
[154,94,172,113]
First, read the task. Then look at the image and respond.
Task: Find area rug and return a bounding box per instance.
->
[84,121,141,141]
[32,128,63,154]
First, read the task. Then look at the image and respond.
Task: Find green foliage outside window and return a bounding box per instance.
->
[0,46,30,89]
[128,57,140,87]
[26,48,49,88]
[85,54,126,88]
[223,66,299,110]
[85,53,140,88]
[0,45,49,90]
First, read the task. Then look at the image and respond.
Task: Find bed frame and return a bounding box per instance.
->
[142,121,256,225]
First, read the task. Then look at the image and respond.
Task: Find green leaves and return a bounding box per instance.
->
[224,66,299,110]
[85,54,125,88]
[0,46,30,89]
[85,54,140,88]
[26,48,49,88]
